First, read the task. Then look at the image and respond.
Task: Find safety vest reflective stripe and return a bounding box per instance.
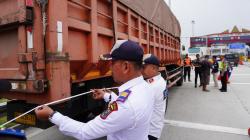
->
[184,58,191,66]
[219,61,228,71]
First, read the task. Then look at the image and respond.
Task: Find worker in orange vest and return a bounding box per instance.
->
[183,54,193,82]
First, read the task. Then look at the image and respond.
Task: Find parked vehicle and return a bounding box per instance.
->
[210,44,229,56]
[0,0,182,128]
[224,53,239,67]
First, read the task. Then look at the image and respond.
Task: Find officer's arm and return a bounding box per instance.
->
[103,92,118,102]
[50,102,133,140]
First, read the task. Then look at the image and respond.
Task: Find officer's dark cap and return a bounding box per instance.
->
[142,54,160,66]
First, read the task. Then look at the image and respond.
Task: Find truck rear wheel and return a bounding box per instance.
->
[176,77,183,86]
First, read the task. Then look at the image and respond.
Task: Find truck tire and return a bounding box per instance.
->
[176,77,183,86]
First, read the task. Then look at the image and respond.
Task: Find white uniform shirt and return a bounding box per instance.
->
[147,74,167,138]
[50,76,154,140]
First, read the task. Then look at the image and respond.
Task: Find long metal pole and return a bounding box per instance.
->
[191,20,195,37]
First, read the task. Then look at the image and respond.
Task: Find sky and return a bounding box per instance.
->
[164,0,250,49]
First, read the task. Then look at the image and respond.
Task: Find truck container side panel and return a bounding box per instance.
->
[155,29,159,44]
[46,62,70,103]
[67,1,91,23]
[161,48,164,61]
[156,47,160,59]
[32,3,45,72]
[141,44,148,54]
[0,26,27,79]
[97,0,112,30]
[140,21,147,40]
[68,30,88,61]
[0,29,19,68]
[118,0,181,37]
[89,0,98,63]
[97,35,113,57]
[45,0,70,101]
[0,0,20,26]
[150,46,154,55]
[130,15,139,38]
[0,0,181,104]
[117,7,128,35]
[137,16,142,45]
[127,9,132,40]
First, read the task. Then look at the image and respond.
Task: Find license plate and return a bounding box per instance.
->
[14,112,36,126]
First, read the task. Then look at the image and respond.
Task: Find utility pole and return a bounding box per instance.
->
[191,20,195,37]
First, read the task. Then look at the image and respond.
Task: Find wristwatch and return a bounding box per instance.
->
[49,111,57,120]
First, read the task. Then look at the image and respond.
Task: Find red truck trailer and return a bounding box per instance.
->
[0,0,182,128]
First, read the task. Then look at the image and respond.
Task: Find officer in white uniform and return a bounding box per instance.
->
[142,54,168,140]
[35,40,154,140]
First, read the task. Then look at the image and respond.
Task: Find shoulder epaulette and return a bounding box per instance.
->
[116,89,131,103]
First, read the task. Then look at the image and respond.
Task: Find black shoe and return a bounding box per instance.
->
[195,85,197,88]
[220,89,227,92]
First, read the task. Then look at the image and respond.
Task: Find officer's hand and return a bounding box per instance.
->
[35,106,54,121]
[92,89,105,100]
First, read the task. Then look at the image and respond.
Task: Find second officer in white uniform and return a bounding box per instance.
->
[142,54,168,140]
[35,40,154,140]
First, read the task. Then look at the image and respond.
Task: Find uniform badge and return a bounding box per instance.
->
[163,88,168,100]
[100,102,118,120]
[116,89,131,103]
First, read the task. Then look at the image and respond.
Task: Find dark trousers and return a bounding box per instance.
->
[148,135,158,140]
[221,72,228,91]
[195,70,202,86]
[184,67,191,81]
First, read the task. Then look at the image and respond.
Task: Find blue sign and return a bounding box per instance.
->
[229,43,245,49]
[188,47,200,53]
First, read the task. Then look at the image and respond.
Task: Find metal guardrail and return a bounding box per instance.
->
[166,66,183,88]
[167,66,183,76]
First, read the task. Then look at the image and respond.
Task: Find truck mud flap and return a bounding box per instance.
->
[0,80,12,92]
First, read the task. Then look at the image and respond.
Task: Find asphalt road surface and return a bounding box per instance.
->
[29,64,250,140]
[161,64,250,140]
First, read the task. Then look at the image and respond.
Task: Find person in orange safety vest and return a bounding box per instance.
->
[183,54,193,82]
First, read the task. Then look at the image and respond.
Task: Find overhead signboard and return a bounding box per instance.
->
[229,43,245,49]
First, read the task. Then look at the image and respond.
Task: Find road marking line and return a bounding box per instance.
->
[185,82,250,85]
[164,120,248,136]
[231,74,250,76]
[230,83,250,85]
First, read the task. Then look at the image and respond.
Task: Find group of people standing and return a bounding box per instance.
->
[35,40,168,140]
[183,54,231,92]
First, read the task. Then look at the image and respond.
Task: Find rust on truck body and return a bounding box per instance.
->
[0,0,181,104]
